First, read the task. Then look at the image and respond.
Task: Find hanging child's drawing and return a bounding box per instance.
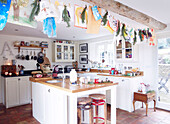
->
[7,0,37,28]
[74,5,88,29]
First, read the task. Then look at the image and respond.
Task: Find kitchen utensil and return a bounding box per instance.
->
[34,51,37,60]
[31,51,34,60]
[15,51,21,59]
[36,63,40,70]
[37,56,44,64]
[21,50,25,60]
[37,51,44,64]
[25,51,30,60]
[12,59,16,65]
[38,51,44,58]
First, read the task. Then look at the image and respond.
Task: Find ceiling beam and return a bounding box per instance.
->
[81,0,167,30]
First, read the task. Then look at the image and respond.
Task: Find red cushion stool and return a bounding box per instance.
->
[89,94,107,124]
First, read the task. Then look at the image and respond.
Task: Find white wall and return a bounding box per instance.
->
[0,34,55,70]
[78,35,158,91]
[77,35,114,68]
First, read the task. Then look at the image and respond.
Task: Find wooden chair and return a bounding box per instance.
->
[77,97,93,124]
[89,94,107,124]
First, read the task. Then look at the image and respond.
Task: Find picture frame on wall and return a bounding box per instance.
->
[79,54,88,64]
[79,43,88,53]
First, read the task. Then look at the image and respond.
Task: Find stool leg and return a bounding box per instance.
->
[145,103,148,116]
[89,106,93,124]
[133,100,136,112]
[95,105,98,123]
[142,102,143,108]
[77,108,81,124]
[153,99,156,112]
[104,103,107,124]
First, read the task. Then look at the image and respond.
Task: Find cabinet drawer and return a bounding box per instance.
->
[134,93,147,103]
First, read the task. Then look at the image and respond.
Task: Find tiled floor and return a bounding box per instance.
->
[0,104,170,124]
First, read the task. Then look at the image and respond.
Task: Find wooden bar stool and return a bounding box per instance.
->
[77,97,93,124]
[89,94,107,124]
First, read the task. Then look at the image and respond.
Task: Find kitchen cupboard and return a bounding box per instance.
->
[32,82,67,124]
[107,77,142,112]
[115,39,139,62]
[2,76,31,108]
[32,82,45,123]
[52,43,75,62]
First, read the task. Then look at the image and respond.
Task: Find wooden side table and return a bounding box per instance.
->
[133,92,156,116]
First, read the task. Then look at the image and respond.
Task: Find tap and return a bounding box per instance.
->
[53,65,65,80]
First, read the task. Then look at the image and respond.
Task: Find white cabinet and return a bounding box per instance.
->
[32,82,45,123]
[44,86,55,124]
[3,76,31,108]
[52,43,75,62]
[32,83,67,124]
[19,77,31,105]
[115,39,139,62]
[116,39,133,60]
[106,77,142,112]
[6,78,19,108]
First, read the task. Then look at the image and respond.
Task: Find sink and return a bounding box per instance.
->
[46,80,62,83]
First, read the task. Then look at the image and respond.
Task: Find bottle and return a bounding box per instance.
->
[70,69,77,83]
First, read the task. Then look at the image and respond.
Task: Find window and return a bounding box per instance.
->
[97,41,114,68]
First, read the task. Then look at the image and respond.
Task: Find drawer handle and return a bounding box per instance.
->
[18,78,20,81]
[122,79,124,82]
[48,89,50,93]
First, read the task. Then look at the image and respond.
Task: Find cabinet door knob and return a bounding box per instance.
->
[48,89,50,93]
[18,78,20,81]
[122,79,124,82]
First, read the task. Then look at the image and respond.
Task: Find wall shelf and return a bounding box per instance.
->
[14,45,48,52]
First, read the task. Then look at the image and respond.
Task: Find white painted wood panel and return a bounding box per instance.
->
[6,78,19,108]
[32,82,45,123]
[19,77,31,105]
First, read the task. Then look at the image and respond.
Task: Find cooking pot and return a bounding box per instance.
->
[37,57,44,64]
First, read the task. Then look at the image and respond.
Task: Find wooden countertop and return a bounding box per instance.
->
[77,71,98,74]
[29,77,118,93]
[77,71,143,78]
[97,74,143,78]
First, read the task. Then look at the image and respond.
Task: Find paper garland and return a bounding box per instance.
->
[0,0,156,45]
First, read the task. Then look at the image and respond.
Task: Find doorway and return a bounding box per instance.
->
[157,38,170,110]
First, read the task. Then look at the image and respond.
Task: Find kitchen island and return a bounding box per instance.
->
[30,77,118,124]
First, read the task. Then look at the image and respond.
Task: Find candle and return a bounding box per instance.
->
[5,72,8,75]
[9,73,12,76]
[16,72,19,76]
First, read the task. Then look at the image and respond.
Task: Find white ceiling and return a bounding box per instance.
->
[0,0,169,40]
[115,0,170,24]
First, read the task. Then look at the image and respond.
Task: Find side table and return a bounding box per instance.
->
[133,92,156,116]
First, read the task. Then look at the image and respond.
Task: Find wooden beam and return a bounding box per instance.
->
[81,0,167,30]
